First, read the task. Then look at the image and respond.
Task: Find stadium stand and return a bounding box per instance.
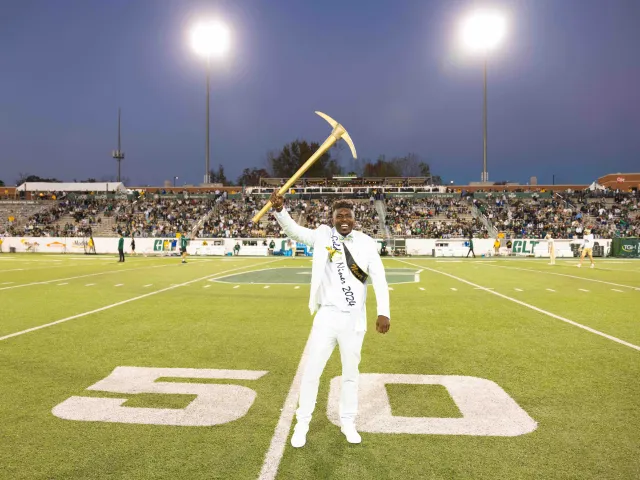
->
[470,189,640,239]
[1,181,638,240]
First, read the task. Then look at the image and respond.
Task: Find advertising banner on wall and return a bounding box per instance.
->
[0,236,614,258]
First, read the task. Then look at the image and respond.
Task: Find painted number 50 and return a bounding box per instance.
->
[53,367,536,437]
[52,366,268,426]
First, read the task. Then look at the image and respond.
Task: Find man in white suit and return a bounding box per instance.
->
[269,192,391,448]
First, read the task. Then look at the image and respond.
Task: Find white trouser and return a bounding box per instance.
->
[295,306,365,427]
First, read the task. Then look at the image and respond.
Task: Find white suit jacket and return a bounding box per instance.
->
[274,208,390,329]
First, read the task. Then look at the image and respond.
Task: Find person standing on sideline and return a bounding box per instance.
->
[466,231,475,258]
[180,233,188,264]
[88,235,96,255]
[546,233,556,265]
[493,238,500,256]
[269,192,390,448]
[130,234,136,256]
[233,241,241,256]
[117,232,125,263]
[578,228,595,268]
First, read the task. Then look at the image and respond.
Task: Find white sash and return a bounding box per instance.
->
[328,229,366,313]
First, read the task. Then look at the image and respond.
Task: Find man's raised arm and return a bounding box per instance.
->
[269,192,317,247]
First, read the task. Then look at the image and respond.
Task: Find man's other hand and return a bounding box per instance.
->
[270,192,284,212]
[376,315,390,334]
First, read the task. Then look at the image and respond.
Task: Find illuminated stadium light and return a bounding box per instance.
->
[190,19,231,185]
[461,10,506,53]
[459,9,507,184]
[191,21,230,58]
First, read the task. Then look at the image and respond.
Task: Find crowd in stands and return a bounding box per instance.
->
[0,196,95,237]
[1,187,638,240]
[383,197,488,238]
[110,195,218,238]
[470,189,640,239]
[197,196,281,238]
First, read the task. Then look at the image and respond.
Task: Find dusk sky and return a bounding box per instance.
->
[1,0,639,187]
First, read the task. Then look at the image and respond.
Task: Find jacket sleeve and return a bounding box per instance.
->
[367,239,390,319]
[273,207,317,247]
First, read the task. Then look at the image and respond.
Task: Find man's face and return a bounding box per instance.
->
[333,208,355,236]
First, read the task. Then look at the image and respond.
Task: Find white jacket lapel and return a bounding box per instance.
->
[309,225,331,313]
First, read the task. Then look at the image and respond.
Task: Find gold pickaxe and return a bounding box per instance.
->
[251,111,357,223]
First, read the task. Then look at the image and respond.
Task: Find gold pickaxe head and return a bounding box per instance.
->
[250,111,357,223]
[315,111,357,159]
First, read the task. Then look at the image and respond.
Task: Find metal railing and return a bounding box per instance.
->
[470,203,498,238]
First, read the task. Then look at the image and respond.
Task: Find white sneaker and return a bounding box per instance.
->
[291,423,308,448]
[340,424,362,444]
[577,264,581,268]
[590,264,594,269]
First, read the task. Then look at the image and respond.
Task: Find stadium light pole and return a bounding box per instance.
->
[191,20,230,185]
[460,10,506,183]
[173,176,179,187]
[111,108,125,183]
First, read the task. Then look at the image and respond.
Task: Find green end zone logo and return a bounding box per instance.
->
[512,240,540,254]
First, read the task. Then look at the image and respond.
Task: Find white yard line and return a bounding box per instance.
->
[233,285,240,289]
[259,329,314,480]
[611,289,624,293]
[294,286,300,289]
[481,264,640,291]
[114,284,124,287]
[578,289,590,292]
[419,287,425,291]
[85,284,95,287]
[0,263,178,292]
[399,260,640,352]
[546,288,555,292]
[264,286,270,289]
[143,284,153,287]
[450,287,457,291]
[514,288,523,292]
[0,268,24,272]
[203,285,211,288]
[595,267,640,274]
[0,259,282,342]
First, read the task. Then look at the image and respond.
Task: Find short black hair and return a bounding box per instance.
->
[332,200,354,213]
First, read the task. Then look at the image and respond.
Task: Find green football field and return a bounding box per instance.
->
[1,253,639,479]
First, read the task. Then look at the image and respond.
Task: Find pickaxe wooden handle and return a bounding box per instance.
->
[251,112,357,223]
